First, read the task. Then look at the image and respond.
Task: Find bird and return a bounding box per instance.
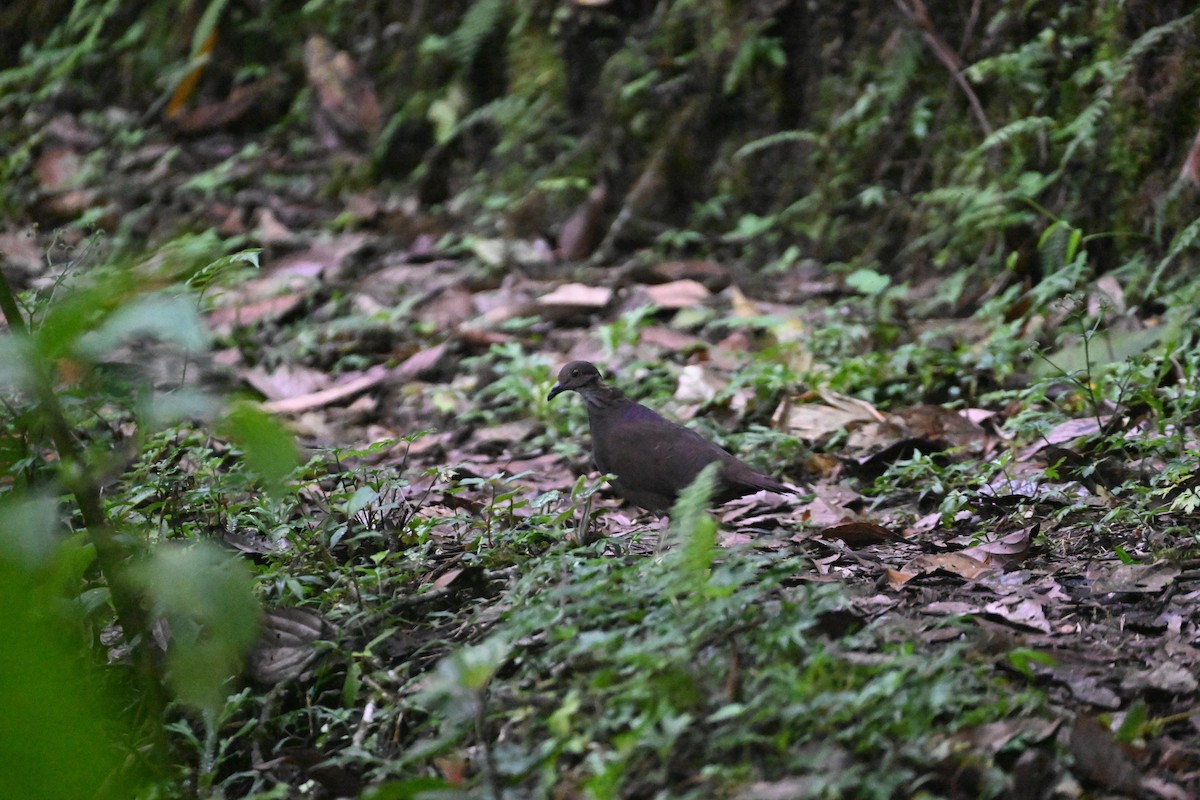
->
[547,360,794,514]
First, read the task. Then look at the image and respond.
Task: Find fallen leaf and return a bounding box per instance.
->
[557,180,607,261]
[674,364,726,405]
[901,552,996,581]
[240,364,330,401]
[171,75,285,134]
[773,390,886,442]
[1018,416,1108,460]
[396,341,451,381]
[644,279,711,309]
[432,567,464,589]
[1121,662,1198,695]
[1180,124,1200,184]
[247,607,331,685]
[960,526,1033,569]
[262,364,393,414]
[537,283,613,310]
[1069,716,1143,793]
[1087,561,1179,595]
[983,597,1050,633]
[304,35,381,148]
[35,147,83,192]
[647,259,731,291]
[814,521,894,547]
[885,568,917,589]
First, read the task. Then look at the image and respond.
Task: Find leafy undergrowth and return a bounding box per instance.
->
[4,2,1200,798]
[5,208,1200,797]
[128,431,1051,799]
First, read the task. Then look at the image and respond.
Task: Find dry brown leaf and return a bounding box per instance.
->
[902,552,996,581]
[1179,124,1200,184]
[0,230,43,275]
[1090,274,1126,316]
[892,405,986,447]
[432,567,464,589]
[1069,717,1143,793]
[983,597,1050,633]
[396,341,451,381]
[262,364,392,414]
[644,279,711,309]
[166,26,217,119]
[1121,662,1198,695]
[885,568,917,589]
[35,147,83,192]
[241,364,329,401]
[674,364,726,406]
[639,325,706,353]
[247,607,331,685]
[960,526,1033,568]
[720,531,754,547]
[538,282,612,309]
[773,390,886,442]
[1087,561,1180,595]
[208,291,308,335]
[557,180,607,261]
[1018,416,1108,460]
[304,35,382,147]
[171,75,285,134]
[800,493,857,528]
[271,234,370,280]
[814,521,894,548]
[648,259,731,290]
[255,207,297,248]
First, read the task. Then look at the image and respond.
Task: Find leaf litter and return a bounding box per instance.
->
[9,107,1200,797]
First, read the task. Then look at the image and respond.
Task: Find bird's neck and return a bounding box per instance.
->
[579,382,628,411]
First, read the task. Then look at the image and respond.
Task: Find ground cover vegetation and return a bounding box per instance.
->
[1,0,1200,797]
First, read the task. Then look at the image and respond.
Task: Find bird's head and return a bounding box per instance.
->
[547,360,603,401]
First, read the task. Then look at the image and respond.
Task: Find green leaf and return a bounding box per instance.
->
[0,550,138,798]
[75,292,207,358]
[1114,699,1148,742]
[845,268,891,296]
[346,485,380,517]
[220,402,298,495]
[0,334,36,391]
[667,462,720,589]
[0,492,60,569]
[1006,647,1057,678]
[130,542,261,713]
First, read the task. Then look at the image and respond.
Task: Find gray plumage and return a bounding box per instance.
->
[547,360,793,513]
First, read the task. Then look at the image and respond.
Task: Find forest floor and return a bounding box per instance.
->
[8,110,1200,799]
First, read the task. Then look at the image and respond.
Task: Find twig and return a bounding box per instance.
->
[893,0,992,137]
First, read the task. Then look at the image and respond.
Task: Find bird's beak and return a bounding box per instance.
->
[547,383,566,401]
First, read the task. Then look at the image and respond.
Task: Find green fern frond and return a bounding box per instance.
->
[1057,94,1109,165]
[665,463,720,590]
[1148,215,1200,295]
[975,116,1055,154]
[1114,12,1196,80]
[450,0,506,67]
[734,130,822,160]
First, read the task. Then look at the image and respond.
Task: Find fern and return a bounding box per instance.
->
[450,0,506,67]
[734,130,822,160]
[1148,215,1200,296]
[664,463,720,594]
[1113,12,1197,81]
[1056,92,1109,166]
[975,116,1055,155]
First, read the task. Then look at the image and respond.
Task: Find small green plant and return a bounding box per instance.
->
[0,242,294,793]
